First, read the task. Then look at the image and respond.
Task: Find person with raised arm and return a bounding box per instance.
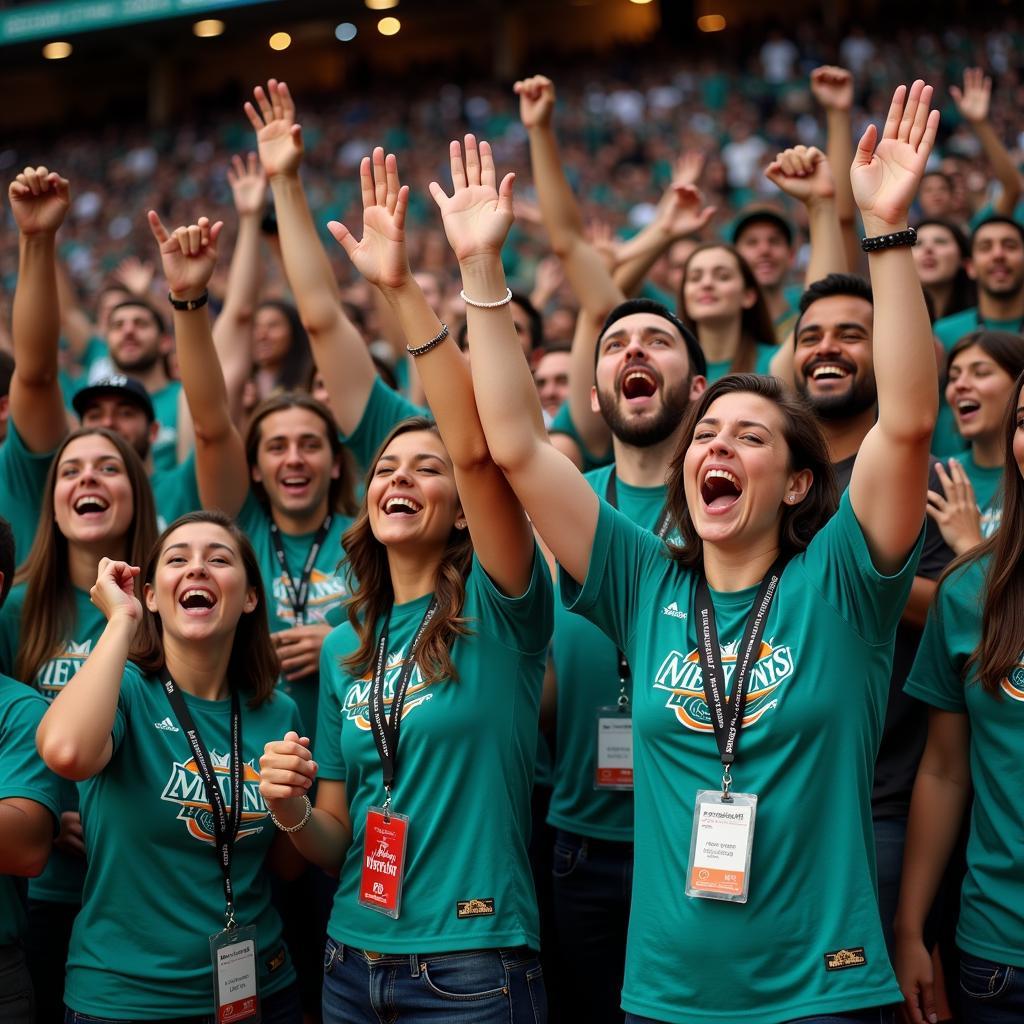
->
[469,81,939,1024]
[260,139,552,1023]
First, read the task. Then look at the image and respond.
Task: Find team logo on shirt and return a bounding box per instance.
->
[652,638,794,731]
[273,569,347,626]
[36,640,93,702]
[342,646,436,731]
[1001,664,1024,703]
[160,752,268,843]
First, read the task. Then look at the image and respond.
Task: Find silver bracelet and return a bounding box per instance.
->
[406,322,449,357]
[459,286,513,309]
[269,795,312,833]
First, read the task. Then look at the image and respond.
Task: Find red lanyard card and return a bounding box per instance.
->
[359,806,410,919]
[209,924,260,1022]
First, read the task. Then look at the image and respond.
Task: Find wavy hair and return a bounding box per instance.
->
[131,510,278,708]
[14,428,157,686]
[341,417,473,685]
[666,374,837,567]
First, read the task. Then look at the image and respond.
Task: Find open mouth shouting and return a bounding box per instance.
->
[806,358,855,385]
[73,494,111,518]
[383,495,422,517]
[700,467,743,513]
[619,365,660,404]
[955,398,981,424]
[279,474,312,498]
[178,586,218,616]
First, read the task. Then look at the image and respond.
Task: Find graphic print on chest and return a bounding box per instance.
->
[653,637,795,731]
[273,568,347,626]
[1001,664,1024,702]
[343,647,436,731]
[36,640,93,701]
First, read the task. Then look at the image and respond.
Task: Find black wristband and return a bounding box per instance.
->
[860,227,917,253]
[168,290,209,311]
[407,322,449,357]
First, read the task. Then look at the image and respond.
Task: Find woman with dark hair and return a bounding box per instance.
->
[929,330,1024,553]
[913,219,976,322]
[0,425,157,1023]
[467,83,939,1023]
[677,242,779,380]
[895,371,1024,1024]
[252,299,313,398]
[37,510,303,1023]
[259,140,552,1022]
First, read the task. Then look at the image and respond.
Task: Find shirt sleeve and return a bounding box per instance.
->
[111,662,146,754]
[314,634,348,781]
[548,402,613,473]
[342,376,428,472]
[0,686,61,826]
[0,420,56,565]
[559,496,672,654]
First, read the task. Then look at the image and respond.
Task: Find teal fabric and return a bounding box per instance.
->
[342,376,427,474]
[951,450,1003,538]
[705,340,778,382]
[150,380,182,473]
[548,402,613,473]
[0,420,56,569]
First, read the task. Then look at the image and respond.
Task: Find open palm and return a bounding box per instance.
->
[244,79,303,178]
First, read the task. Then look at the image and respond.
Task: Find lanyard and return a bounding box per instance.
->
[269,515,333,627]
[692,555,788,800]
[368,597,438,818]
[160,671,243,929]
[605,469,673,707]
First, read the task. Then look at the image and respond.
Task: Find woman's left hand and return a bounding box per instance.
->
[429,134,515,264]
[851,80,939,233]
[926,459,984,556]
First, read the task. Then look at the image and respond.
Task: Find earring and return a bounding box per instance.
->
[787,494,796,504]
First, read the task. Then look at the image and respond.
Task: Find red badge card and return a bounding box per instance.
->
[358,807,409,919]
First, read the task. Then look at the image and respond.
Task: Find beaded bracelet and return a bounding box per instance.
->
[269,795,313,833]
[167,290,209,311]
[860,227,917,253]
[460,286,513,309]
[406,322,450,357]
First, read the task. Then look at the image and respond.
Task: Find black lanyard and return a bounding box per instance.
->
[269,515,333,627]
[368,597,438,812]
[692,556,788,798]
[605,469,673,701]
[161,671,242,929]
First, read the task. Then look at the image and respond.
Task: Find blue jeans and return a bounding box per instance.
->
[873,816,907,962]
[64,981,301,1023]
[958,952,1024,1023]
[551,829,632,1024]
[322,939,546,1023]
[0,945,33,1024]
[626,1009,895,1024]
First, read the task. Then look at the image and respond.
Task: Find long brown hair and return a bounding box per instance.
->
[341,417,474,685]
[15,428,157,686]
[677,243,777,374]
[666,374,837,568]
[131,511,278,708]
[245,391,358,517]
[949,371,1024,696]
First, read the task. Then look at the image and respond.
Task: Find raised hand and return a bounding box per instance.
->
[810,66,854,112]
[259,731,318,804]
[672,151,706,189]
[244,79,304,179]
[765,145,835,207]
[90,558,142,624]
[851,80,939,233]
[429,135,515,264]
[326,147,411,291]
[8,166,70,236]
[927,459,983,556]
[585,220,619,271]
[654,182,717,238]
[147,211,224,301]
[950,67,991,125]
[227,152,267,216]
[514,75,555,130]
[111,255,155,297]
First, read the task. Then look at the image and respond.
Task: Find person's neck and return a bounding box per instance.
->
[703,536,781,592]
[697,317,743,364]
[69,538,127,592]
[273,499,330,537]
[762,283,786,323]
[972,434,1004,469]
[823,405,877,464]
[255,367,280,395]
[611,428,681,487]
[386,546,444,605]
[926,281,953,321]
[117,362,169,395]
[978,288,1024,324]
[163,634,232,702]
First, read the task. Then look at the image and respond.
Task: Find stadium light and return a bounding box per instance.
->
[377,16,401,35]
[193,19,225,38]
[42,41,72,59]
[269,31,292,50]
[628,0,654,5]
[366,0,399,9]
[335,23,358,42]
[697,14,726,31]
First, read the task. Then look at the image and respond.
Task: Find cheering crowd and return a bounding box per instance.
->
[1,36,1023,1024]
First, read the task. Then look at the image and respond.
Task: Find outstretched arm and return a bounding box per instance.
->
[245,80,377,434]
[8,167,70,453]
[951,67,1022,218]
[848,81,940,572]
[148,211,249,515]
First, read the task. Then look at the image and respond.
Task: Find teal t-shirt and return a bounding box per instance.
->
[237,494,354,740]
[705,341,778,383]
[150,380,182,473]
[0,583,106,905]
[549,402,614,473]
[342,376,427,474]
[905,557,1024,967]
[65,664,301,1018]
[0,420,56,569]
[316,550,553,953]
[0,674,61,945]
[952,450,1003,538]
[548,465,678,842]
[561,492,919,1022]
[151,449,202,529]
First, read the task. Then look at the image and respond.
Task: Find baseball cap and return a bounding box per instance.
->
[731,207,794,247]
[72,375,155,422]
